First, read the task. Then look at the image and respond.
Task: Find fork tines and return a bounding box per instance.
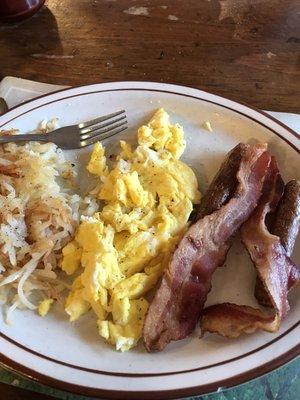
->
[79,110,127,146]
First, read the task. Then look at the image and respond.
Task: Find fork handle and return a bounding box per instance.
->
[0,134,49,144]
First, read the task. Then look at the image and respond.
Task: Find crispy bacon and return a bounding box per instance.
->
[255,180,300,306]
[201,158,300,337]
[143,143,270,351]
[201,303,279,337]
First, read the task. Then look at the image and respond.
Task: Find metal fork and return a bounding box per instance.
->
[0,110,127,149]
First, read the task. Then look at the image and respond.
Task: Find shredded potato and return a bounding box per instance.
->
[0,132,97,321]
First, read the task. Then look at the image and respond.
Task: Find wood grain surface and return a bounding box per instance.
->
[0,0,299,111]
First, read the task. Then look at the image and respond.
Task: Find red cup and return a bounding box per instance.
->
[0,0,45,22]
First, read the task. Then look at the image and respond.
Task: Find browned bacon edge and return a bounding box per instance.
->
[201,158,300,337]
[143,143,270,352]
[201,303,278,338]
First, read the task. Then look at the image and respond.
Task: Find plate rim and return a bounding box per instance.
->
[0,81,299,399]
[0,347,298,400]
[0,80,299,141]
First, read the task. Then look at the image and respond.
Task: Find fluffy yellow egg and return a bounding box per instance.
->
[38,298,54,317]
[86,142,108,176]
[61,108,200,351]
[61,241,82,275]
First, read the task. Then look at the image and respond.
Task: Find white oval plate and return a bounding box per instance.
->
[0,82,299,399]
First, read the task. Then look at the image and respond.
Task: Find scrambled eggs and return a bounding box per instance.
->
[61,109,200,351]
[38,299,54,317]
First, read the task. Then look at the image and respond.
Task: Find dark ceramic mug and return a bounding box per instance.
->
[0,0,45,22]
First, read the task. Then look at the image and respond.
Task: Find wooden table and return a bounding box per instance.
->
[1,0,300,112]
[0,1,300,399]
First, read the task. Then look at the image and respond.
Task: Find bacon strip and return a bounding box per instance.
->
[201,303,278,338]
[255,180,300,306]
[201,158,300,337]
[198,146,300,309]
[143,144,270,351]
